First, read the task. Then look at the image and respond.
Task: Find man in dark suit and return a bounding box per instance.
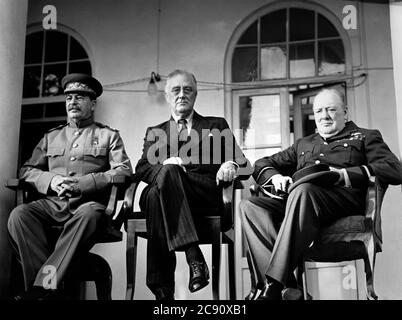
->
[7,73,132,299]
[240,88,402,300]
[136,69,251,300]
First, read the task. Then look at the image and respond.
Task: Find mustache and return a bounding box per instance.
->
[68,105,81,111]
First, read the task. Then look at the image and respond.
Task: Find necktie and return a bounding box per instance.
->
[177,119,188,149]
[178,119,188,139]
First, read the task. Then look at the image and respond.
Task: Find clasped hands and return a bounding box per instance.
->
[50,175,81,199]
[162,157,238,185]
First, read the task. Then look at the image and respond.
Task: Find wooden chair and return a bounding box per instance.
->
[123,174,242,300]
[302,176,388,300]
[5,175,129,300]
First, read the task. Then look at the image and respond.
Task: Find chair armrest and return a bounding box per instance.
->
[221,178,243,232]
[365,176,388,246]
[5,178,36,205]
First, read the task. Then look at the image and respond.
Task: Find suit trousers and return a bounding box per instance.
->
[7,199,106,290]
[240,183,365,287]
[140,164,220,291]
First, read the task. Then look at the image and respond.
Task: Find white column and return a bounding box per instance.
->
[0,0,28,297]
[390,1,402,156]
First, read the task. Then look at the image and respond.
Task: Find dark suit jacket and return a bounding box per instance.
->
[136,111,251,206]
[254,121,402,192]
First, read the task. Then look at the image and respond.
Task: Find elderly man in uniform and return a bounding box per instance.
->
[136,69,251,300]
[8,73,132,299]
[240,88,402,300]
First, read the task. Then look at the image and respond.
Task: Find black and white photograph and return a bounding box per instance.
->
[1,0,402,311]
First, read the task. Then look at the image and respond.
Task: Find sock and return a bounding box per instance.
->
[185,245,204,264]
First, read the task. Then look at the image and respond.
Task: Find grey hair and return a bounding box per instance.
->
[165,69,198,93]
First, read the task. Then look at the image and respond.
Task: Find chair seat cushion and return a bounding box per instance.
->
[320,215,366,234]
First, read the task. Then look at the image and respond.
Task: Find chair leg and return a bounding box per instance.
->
[126,228,138,300]
[244,251,257,300]
[228,239,236,300]
[365,238,378,300]
[211,224,222,300]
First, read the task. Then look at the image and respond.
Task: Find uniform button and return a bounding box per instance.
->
[73,143,78,148]
[74,131,81,136]
[70,156,76,161]
[343,143,348,147]
[319,153,324,157]
[68,171,76,176]
[301,152,305,155]
[315,160,321,164]
[323,142,328,145]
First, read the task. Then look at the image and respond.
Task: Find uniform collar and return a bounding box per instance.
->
[68,116,95,128]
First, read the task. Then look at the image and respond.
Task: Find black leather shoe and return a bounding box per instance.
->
[188,261,210,293]
[257,280,283,300]
[281,287,304,300]
[153,287,175,301]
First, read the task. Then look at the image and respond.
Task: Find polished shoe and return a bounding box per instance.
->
[188,261,210,293]
[257,280,283,300]
[153,287,175,301]
[281,287,304,300]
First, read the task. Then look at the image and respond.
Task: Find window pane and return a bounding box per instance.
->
[23,66,41,98]
[261,46,286,79]
[239,94,281,147]
[318,40,345,75]
[42,64,66,96]
[289,9,315,41]
[69,61,92,75]
[25,32,43,64]
[21,104,44,120]
[238,21,257,45]
[318,14,339,38]
[290,42,315,78]
[232,47,258,82]
[70,37,89,60]
[45,31,68,62]
[45,102,66,117]
[261,9,286,44]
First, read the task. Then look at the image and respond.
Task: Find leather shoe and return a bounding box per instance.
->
[153,287,174,301]
[281,287,304,300]
[257,280,283,300]
[188,261,210,293]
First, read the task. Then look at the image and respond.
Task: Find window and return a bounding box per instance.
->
[232,8,345,82]
[20,28,92,165]
[23,30,92,98]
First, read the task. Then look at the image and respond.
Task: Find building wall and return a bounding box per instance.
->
[25,0,401,299]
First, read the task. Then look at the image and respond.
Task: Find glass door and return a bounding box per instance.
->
[232,87,290,299]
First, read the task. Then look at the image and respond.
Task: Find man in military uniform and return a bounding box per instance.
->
[8,73,132,299]
[240,88,402,300]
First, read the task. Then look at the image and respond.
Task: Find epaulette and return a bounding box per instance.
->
[47,123,68,133]
[95,122,119,132]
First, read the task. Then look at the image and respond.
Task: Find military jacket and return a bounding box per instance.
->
[20,117,132,210]
[254,121,402,189]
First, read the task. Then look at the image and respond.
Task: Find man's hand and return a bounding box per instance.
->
[216,161,238,185]
[50,175,81,199]
[271,174,293,193]
[163,157,186,172]
[329,166,344,185]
